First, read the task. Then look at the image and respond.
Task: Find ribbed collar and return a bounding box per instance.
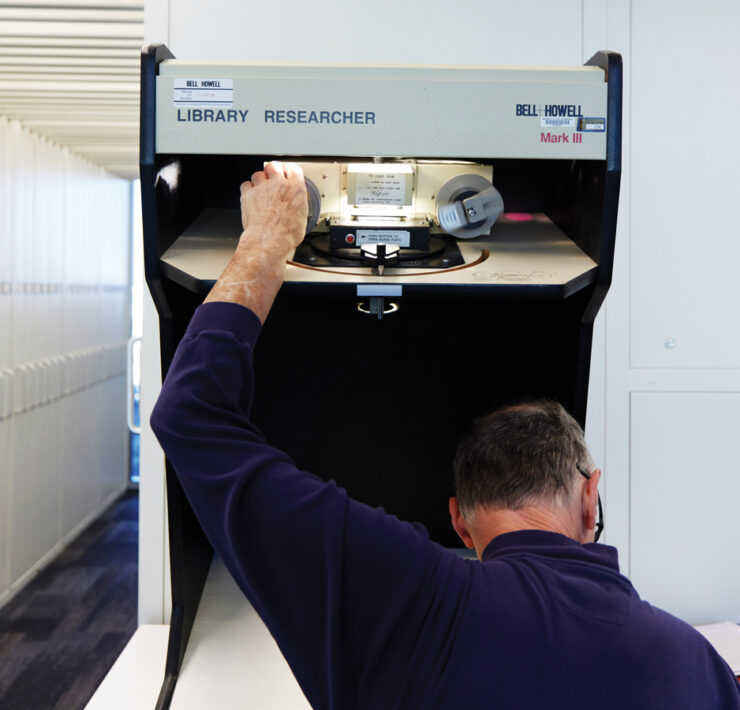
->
[481,529,621,572]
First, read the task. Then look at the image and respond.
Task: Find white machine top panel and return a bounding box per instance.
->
[161,210,597,289]
[159,61,605,82]
[156,61,608,159]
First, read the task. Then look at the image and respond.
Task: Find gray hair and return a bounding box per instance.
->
[453,400,594,517]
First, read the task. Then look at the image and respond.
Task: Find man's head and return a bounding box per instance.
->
[449,400,601,556]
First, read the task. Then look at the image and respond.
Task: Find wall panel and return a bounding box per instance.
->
[61,389,96,539]
[0,116,132,606]
[630,0,740,369]
[9,408,56,585]
[168,0,584,65]
[0,418,10,600]
[630,392,740,623]
[100,374,129,500]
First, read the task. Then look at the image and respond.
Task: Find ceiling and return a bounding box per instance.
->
[0,0,144,180]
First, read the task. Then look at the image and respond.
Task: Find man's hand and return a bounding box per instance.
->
[204,161,308,322]
[238,161,308,261]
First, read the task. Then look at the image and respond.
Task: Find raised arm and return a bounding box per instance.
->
[150,163,463,710]
[203,160,307,320]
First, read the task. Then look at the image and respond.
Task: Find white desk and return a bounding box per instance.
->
[171,559,310,709]
[86,559,310,709]
[85,625,169,710]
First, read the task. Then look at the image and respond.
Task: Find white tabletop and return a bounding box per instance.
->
[171,559,310,709]
[85,624,169,710]
[86,559,310,710]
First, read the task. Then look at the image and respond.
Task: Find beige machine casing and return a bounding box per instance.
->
[156,60,609,293]
[156,62,607,159]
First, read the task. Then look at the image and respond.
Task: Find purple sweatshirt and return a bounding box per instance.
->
[151,301,740,710]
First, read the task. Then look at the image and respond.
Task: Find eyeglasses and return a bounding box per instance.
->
[577,465,604,543]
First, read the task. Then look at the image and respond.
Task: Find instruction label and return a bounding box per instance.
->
[354,173,409,206]
[356,230,411,247]
[173,79,234,107]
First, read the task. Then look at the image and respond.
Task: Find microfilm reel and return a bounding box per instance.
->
[435,174,503,238]
[305,177,322,235]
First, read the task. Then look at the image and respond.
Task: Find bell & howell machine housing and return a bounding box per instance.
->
[140,45,621,708]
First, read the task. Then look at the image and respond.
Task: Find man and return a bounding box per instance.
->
[151,161,740,709]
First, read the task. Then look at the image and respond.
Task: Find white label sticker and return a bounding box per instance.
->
[173,79,234,107]
[356,230,411,247]
[354,173,409,205]
[540,116,577,128]
[578,117,606,132]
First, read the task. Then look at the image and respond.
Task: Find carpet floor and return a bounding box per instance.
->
[0,490,138,710]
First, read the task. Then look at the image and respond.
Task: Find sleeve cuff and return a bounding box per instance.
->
[185,301,263,346]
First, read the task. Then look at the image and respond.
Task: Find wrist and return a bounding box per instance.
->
[204,239,287,320]
[238,226,297,264]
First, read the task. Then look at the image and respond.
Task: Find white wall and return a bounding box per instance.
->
[0,116,132,607]
[142,0,740,625]
[607,0,740,624]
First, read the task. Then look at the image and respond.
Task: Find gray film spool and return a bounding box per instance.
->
[435,174,503,238]
[305,177,322,235]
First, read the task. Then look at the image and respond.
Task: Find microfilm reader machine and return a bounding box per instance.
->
[140,45,621,710]
[144,49,621,320]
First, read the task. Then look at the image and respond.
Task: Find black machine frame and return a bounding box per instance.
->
[140,44,621,709]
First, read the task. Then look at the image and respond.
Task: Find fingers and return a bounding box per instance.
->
[283,162,304,182]
[263,161,303,180]
[244,161,304,194]
[263,161,284,179]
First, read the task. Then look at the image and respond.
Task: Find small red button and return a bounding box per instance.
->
[345,234,355,244]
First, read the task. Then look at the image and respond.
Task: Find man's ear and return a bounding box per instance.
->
[449,497,475,549]
[580,469,601,541]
